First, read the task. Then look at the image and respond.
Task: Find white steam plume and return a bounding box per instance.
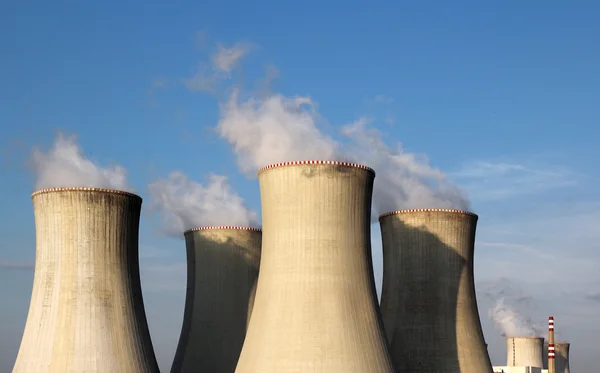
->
[217,90,340,177]
[31,132,132,192]
[342,119,470,212]
[148,171,260,237]
[216,89,470,214]
[482,278,543,337]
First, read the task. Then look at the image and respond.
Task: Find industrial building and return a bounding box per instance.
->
[379,208,492,373]
[171,226,262,373]
[235,160,395,373]
[12,187,159,373]
[493,363,550,373]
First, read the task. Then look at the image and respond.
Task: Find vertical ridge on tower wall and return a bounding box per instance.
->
[171,227,262,373]
[12,188,159,373]
[379,209,493,373]
[506,337,544,368]
[235,161,395,373]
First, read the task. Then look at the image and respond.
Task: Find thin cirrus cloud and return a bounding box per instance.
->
[451,160,577,201]
[184,41,252,93]
[0,260,34,271]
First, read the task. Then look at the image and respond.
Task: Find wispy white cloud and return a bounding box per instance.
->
[452,159,578,201]
[184,42,253,93]
[0,260,33,271]
[371,94,394,104]
[212,42,252,73]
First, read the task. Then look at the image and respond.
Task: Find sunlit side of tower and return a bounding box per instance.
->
[379,208,492,373]
[235,160,395,373]
[171,226,261,373]
[506,337,544,368]
[13,188,159,373]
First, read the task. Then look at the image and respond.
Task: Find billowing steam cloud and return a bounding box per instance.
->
[488,298,541,337]
[31,132,132,192]
[482,278,543,337]
[217,90,339,176]
[342,120,470,212]
[148,171,260,237]
[216,90,470,214]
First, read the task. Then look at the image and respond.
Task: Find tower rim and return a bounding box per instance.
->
[184,226,262,234]
[378,208,478,220]
[257,160,375,176]
[31,187,140,199]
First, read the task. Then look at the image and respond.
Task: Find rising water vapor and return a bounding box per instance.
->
[30,132,132,192]
[341,119,470,212]
[148,171,260,237]
[217,90,340,177]
[216,90,470,214]
[482,278,543,337]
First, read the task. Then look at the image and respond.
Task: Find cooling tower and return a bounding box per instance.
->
[171,226,262,373]
[379,208,492,373]
[544,342,570,373]
[235,160,395,373]
[12,187,159,373]
[506,337,544,368]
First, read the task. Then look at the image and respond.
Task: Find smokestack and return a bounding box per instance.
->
[171,226,262,373]
[12,187,159,372]
[235,160,394,373]
[506,337,544,368]
[548,316,556,373]
[544,341,570,373]
[379,208,492,373]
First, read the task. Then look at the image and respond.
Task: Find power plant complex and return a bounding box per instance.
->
[11,161,572,373]
[493,318,571,373]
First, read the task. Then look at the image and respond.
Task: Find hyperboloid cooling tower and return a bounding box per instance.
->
[544,342,570,373]
[235,160,395,373]
[12,187,159,373]
[506,337,544,368]
[379,208,492,373]
[171,226,262,373]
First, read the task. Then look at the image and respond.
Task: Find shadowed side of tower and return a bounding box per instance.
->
[12,188,159,373]
[544,341,570,373]
[235,160,395,373]
[506,337,544,368]
[171,227,261,373]
[379,209,492,373]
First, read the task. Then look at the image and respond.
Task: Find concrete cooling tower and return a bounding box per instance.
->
[379,208,492,373]
[171,226,262,373]
[235,160,395,373]
[544,342,570,373]
[506,337,544,368]
[12,187,159,373]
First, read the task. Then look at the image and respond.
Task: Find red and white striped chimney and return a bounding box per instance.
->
[548,316,555,373]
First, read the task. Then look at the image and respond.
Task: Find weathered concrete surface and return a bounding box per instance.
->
[544,341,570,373]
[171,227,261,373]
[506,337,544,368]
[379,209,492,373]
[12,188,159,373]
[235,161,394,373]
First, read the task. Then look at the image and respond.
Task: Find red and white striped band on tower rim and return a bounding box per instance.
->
[257,160,375,175]
[378,208,478,220]
[549,316,554,330]
[31,187,141,199]
[184,226,262,234]
[548,343,555,358]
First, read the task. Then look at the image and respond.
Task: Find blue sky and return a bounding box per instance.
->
[1,1,599,372]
